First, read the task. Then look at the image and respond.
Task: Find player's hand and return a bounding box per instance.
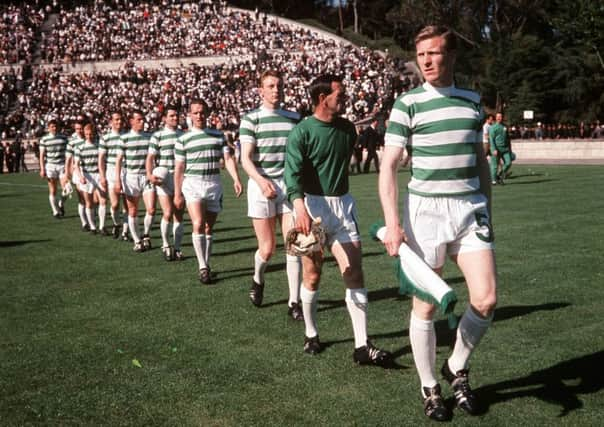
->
[233,180,243,198]
[260,178,277,199]
[383,225,406,257]
[80,176,87,185]
[114,182,121,195]
[294,201,312,236]
[99,177,107,192]
[174,193,184,210]
[39,169,46,179]
[149,175,162,185]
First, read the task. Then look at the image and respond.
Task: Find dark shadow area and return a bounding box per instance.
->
[0,239,52,248]
[214,234,257,244]
[214,246,259,257]
[435,302,572,348]
[213,225,251,233]
[476,350,604,416]
[0,193,22,198]
[505,172,544,180]
[505,179,557,186]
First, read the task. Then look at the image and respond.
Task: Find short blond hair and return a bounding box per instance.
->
[415,25,457,52]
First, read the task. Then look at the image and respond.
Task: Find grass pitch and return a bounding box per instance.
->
[1,165,603,426]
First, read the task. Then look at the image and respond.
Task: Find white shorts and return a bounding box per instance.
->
[247,177,291,218]
[182,175,223,213]
[106,166,124,191]
[403,192,495,269]
[71,170,81,186]
[78,171,100,194]
[45,163,65,179]
[122,173,149,198]
[156,172,175,197]
[303,193,360,247]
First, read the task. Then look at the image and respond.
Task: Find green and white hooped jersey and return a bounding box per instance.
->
[175,127,228,178]
[40,133,67,165]
[75,139,100,174]
[239,107,300,178]
[118,130,151,175]
[66,136,84,159]
[385,83,484,196]
[99,130,122,167]
[149,127,182,173]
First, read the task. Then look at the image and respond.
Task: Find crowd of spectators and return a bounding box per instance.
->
[510,121,604,140]
[0,4,46,65]
[2,43,401,139]
[40,0,340,64]
[1,0,601,149]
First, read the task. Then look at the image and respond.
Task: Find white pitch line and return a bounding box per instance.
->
[0,182,48,189]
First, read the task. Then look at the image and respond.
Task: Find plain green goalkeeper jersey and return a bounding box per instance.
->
[285,115,357,202]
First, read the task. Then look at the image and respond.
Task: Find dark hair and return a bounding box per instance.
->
[415,25,457,52]
[163,104,179,115]
[189,98,208,112]
[129,109,144,120]
[47,119,58,127]
[308,74,343,106]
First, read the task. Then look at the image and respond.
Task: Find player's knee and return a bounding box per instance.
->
[258,240,276,260]
[304,269,321,287]
[342,266,363,287]
[471,295,497,317]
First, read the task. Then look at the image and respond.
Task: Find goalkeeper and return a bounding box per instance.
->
[284,74,391,367]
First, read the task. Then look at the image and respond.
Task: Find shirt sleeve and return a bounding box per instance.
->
[384,96,411,148]
[284,125,305,202]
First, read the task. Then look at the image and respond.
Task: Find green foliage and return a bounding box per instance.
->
[1,166,604,425]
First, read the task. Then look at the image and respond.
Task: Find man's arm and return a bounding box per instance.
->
[475,141,492,219]
[284,127,311,235]
[240,142,276,199]
[38,144,46,178]
[173,160,185,210]
[114,154,123,194]
[378,145,405,257]
[223,151,242,198]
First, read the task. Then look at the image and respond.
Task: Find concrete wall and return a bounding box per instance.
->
[512,140,604,163]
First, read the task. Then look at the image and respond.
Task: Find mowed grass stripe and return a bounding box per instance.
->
[1,166,603,425]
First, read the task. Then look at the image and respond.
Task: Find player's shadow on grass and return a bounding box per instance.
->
[434,302,571,349]
[363,302,571,361]
[505,178,557,186]
[213,234,257,244]
[0,239,51,247]
[476,350,604,416]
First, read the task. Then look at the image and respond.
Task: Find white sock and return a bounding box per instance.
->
[122,211,129,233]
[98,205,106,229]
[160,218,170,248]
[448,307,493,373]
[345,288,368,348]
[110,208,118,225]
[143,213,154,235]
[48,195,58,215]
[300,286,319,338]
[85,208,96,230]
[253,250,268,284]
[192,233,207,269]
[286,254,301,306]
[128,215,140,243]
[205,234,213,265]
[173,221,183,250]
[78,203,88,226]
[409,311,438,391]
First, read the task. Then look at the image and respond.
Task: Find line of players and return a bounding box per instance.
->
[38,25,500,422]
[38,70,306,318]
